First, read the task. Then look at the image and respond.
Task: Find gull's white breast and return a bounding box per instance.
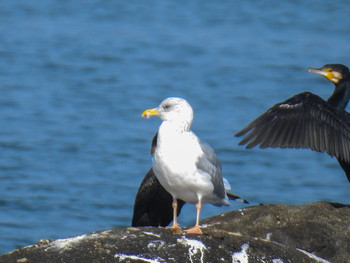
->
[153,124,214,203]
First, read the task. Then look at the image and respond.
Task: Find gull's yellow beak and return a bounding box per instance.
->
[307,67,334,82]
[142,108,159,119]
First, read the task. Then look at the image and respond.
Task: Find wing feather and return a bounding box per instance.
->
[197,141,226,201]
[235,92,350,164]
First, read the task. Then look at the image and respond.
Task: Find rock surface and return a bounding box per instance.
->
[1,201,349,263]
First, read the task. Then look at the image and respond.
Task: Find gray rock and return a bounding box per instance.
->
[1,201,349,263]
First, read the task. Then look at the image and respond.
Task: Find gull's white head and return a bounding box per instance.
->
[142,97,193,131]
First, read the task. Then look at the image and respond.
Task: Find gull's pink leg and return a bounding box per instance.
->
[166,198,181,231]
[185,199,203,234]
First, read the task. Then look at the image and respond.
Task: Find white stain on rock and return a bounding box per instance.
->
[296,248,332,263]
[177,236,207,263]
[265,233,272,241]
[115,253,163,263]
[147,240,166,250]
[143,231,161,238]
[232,243,249,263]
[45,234,95,251]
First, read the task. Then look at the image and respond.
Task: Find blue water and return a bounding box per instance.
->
[0,0,349,254]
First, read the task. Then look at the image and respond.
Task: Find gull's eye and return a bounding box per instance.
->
[163,104,171,110]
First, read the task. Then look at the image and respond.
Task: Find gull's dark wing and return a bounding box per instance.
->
[235,92,350,182]
[132,133,185,227]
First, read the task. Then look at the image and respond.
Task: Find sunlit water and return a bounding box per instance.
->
[0,0,349,254]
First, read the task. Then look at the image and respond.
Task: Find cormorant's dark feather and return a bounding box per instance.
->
[151,132,158,156]
[132,168,185,227]
[338,159,350,182]
[236,92,350,164]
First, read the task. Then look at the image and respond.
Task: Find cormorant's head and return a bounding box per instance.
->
[307,64,350,84]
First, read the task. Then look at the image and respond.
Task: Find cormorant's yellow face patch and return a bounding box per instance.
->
[308,64,348,85]
[322,68,343,83]
[322,69,335,82]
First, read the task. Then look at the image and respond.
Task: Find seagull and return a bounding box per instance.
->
[142,97,247,234]
[131,132,244,228]
[235,64,350,183]
[131,135,185,227]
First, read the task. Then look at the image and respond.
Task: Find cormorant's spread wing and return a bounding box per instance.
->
[235,92,350,165]
[337,159,350,182]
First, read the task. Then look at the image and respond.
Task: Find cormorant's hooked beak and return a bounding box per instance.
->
[142,108,160,119]
[307,67,335,82]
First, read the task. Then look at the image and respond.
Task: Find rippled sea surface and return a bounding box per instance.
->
[1,0,350,253]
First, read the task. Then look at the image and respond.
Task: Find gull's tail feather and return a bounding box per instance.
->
[223,178,249,204]
[227,192,249,204]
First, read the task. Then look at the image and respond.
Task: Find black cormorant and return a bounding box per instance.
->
[235,64,350,182]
